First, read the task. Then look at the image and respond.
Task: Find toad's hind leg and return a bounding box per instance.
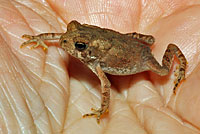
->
[146,44,187,93]
[126,32,155,45]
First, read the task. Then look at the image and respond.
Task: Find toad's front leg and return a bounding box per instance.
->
[21,33,63,50]
[83,65,111,124]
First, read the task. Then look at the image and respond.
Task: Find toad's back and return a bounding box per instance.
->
[63,21,154,75]
[100,37,152,75]
[81,25,153,75]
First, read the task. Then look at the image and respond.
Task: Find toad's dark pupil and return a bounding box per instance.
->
[63,40,67,43]
[75,42,87,51]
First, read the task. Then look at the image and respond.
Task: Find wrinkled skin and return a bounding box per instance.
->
[0,0,200,134]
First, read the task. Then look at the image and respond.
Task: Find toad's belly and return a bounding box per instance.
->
[100,63,147,75]
[99,41,152,75]
[99,53,149,75]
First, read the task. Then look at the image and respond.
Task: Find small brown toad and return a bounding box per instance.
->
[21,20,187,124]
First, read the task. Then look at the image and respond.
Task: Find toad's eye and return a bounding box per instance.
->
[63,39,67,43]
[75,42,87,51]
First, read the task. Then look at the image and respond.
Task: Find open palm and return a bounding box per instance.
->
[0,0,200,133]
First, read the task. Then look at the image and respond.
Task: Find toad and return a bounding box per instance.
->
[21,20,187,123]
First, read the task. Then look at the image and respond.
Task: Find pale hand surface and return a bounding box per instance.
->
[0,0,200,134]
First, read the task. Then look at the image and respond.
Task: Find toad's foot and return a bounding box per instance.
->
[83,108,107,124]
[21,34,48,50]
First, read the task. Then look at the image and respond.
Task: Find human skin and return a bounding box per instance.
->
[0,0,200,134]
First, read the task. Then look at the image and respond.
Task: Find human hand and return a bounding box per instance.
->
[0,0,200,133]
